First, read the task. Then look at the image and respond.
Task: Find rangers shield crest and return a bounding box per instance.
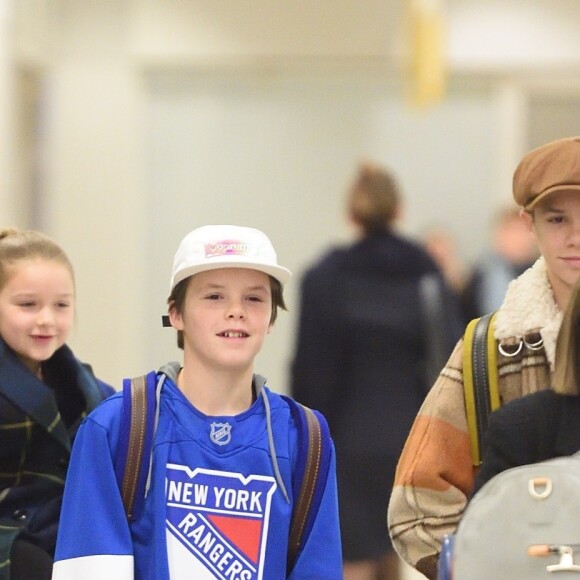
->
[165,464,277,580]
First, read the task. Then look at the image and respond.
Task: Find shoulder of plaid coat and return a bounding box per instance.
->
[388,334,551,579]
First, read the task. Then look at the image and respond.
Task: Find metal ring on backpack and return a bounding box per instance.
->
[528,477,552,500]
[524,333,544,351]
[498,340,523,357]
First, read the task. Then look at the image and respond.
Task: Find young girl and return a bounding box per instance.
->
[53,225,342,579]
[0,228,113,580]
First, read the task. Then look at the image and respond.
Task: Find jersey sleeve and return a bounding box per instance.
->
[388,339,475,580]
[288,439,342,579]
[52,408,134,580]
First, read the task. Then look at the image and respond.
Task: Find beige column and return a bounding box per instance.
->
[37,1,148,387]
[0,0,23,225]
[491,80,528,204]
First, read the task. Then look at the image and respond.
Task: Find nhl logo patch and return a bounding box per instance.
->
[210,422,232,446]
[165,465,277,579]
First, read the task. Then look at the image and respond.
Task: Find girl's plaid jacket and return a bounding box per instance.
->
[0,338,113,579]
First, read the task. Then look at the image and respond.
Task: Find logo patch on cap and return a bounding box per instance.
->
[205,240,249,259]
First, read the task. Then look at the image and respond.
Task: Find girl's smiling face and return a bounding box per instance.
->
[0,258,75,376]
[169,268,272,374]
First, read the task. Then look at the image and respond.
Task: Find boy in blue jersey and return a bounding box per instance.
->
[52,225,342,580]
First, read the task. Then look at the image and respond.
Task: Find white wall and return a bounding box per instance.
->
[0,1,24,225]
[449,0,580,71]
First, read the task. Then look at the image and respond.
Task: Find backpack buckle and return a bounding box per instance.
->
[528,544,580,573]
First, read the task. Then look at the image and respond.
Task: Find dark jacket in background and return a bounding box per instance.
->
[0,338,113,579]
[290,231,463,560]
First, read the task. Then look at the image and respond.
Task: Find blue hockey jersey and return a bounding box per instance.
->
[52,371,342,579]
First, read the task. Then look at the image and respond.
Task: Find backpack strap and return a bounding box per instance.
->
[114,371,158,521]
[420,273,451,389]
[281,395,332,573]
[463,312,500,466]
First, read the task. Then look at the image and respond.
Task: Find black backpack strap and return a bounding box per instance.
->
[114,371,158,521]
[420,272,451,388]
[281,395,332,573]
[463,312,500,466]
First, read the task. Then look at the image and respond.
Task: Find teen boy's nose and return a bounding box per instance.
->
[226,301,245,319]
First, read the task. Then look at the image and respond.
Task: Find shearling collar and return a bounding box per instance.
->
[494,257,562,369]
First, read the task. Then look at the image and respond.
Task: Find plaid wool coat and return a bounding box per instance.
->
[0,338,113,579]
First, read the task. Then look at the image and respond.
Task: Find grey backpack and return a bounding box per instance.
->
[451,452,580,579]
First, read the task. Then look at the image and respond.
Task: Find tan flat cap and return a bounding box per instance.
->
[513,136,580,209]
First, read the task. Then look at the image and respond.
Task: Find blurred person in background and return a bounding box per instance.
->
[290,162,463,580]
[422,225,466,298]
[461,205,539,322]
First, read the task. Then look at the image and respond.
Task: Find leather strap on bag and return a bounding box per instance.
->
[288,404,322,567]
[120,375,148,520]
[280,395,332,573]
[463,312,500,466]
[115,372,157,521]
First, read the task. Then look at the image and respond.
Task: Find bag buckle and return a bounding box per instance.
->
[528,544,580,573]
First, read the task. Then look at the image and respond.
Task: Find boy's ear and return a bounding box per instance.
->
[168,308,184,330]
[520,209,535,235]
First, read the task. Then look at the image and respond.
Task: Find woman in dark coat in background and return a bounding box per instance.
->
[291,162,462,580]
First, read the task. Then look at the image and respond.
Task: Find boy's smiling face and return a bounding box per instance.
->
[523,189,580,310]
[169,267,273,374]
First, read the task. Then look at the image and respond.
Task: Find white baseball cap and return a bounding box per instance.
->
[169,225,292,292]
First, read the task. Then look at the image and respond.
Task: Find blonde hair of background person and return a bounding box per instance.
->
[348,160,400,234]
[291,162,463,580]
[0,228,113,580]
[388,136,580,579]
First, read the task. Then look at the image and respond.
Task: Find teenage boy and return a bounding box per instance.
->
[388,136,580,579]
[52,225,342,579]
